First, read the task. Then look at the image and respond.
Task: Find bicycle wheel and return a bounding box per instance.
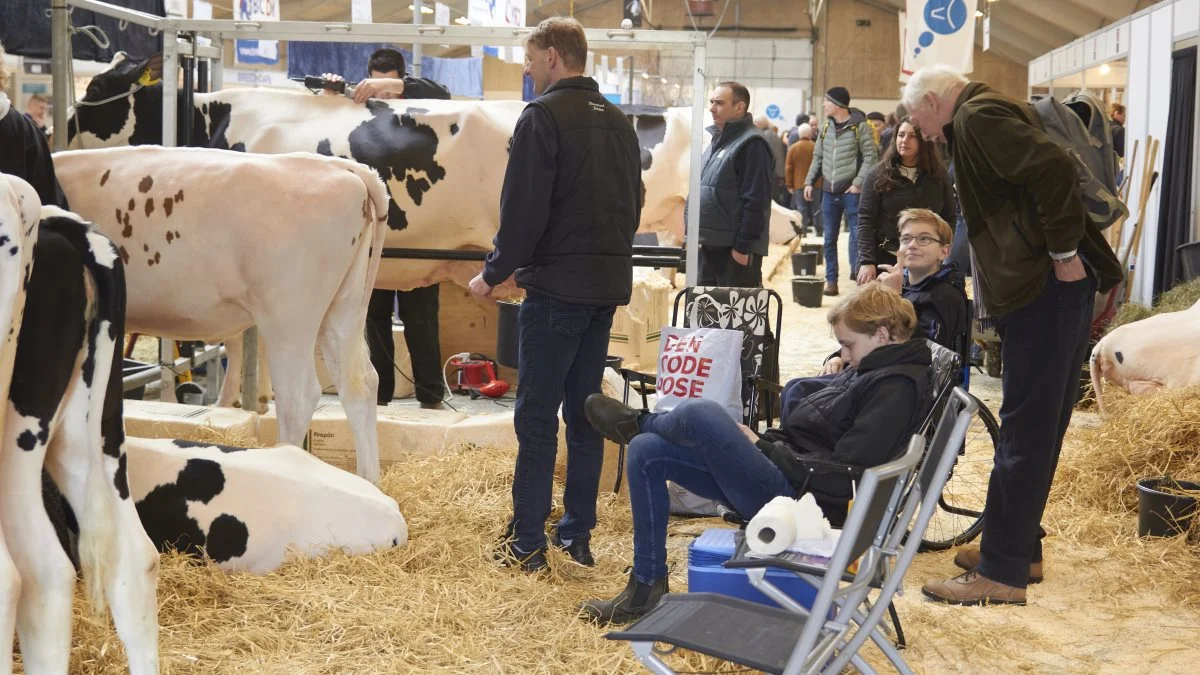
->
[919,394,998,551]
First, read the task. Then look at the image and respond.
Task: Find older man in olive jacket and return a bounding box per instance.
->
[902,65,1122,606]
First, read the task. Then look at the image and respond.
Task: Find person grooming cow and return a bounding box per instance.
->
[324,48,453,409]
[468,16,642,573]
[695,82,773,287]
[903,65,1122,606]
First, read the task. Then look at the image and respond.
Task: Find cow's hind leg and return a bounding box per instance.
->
[318,311,380,485]
[258,319,323,456]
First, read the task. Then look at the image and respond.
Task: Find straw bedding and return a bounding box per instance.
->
[48,442,752,674]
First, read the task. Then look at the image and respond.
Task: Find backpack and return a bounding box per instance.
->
[1032,92,1128,231]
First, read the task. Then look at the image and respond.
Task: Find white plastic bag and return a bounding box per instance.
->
[652,326,744,421]
[653,326,744,516]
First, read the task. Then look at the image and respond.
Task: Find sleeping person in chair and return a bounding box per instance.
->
[579,284,933,626]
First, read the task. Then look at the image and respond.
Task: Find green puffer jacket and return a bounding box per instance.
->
[804,109,879,194]
[948,82,1123,317]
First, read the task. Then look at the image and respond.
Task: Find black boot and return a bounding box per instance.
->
[493,523,548,573]
[579,571,669,626]
[584,394,642,445]
[551,530,595,567]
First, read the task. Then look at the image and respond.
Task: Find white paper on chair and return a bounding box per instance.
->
[746,494,837,556]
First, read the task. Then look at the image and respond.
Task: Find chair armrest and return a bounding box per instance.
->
[618,368,657,388]
[752,376,783,395]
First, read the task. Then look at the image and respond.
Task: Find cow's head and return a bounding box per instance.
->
[67,52,163,149]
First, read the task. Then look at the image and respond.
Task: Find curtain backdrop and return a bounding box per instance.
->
[1152,46,1197,296]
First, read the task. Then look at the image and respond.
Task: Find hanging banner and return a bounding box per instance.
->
[624,0,644,28]
[900,0,977,82]
[235,0,281,66]
[352,0,372,24]
[468,0,526,62]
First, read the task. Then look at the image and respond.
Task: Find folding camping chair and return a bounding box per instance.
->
[606,388,979,675]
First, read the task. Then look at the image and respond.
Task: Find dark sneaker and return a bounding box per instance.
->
[584,393,642,445]
[551,531,595,567]
[493,530,548,573]
[579,571,669,626]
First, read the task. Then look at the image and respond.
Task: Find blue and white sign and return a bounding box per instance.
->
[900,0,976,81]
[764,104,782,120]
[235,0,281,66]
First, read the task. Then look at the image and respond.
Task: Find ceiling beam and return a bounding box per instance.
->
[975,27,1038,65]
[1004,0,1107,37]
[988,3,1077,52]
[1062,0,1144,23]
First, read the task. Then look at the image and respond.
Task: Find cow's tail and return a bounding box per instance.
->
[42,213,128,618]
[1090,342,1107,416]
[341,159,390,314]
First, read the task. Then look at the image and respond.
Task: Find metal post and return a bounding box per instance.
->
[686,42,706,288]
[51,1,70,151]
[211,37,224,91]
[242,328,258,413]
[412,0,424,78]
[156,31,180,400]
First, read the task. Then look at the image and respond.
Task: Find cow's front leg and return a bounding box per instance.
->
[0,528,20,675]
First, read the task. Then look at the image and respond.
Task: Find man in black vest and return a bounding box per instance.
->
[697,82,773,287]
[468,17,642,572]
[324,48,452,409]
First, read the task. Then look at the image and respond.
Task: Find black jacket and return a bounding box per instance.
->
[905,263,969,354]
[483,77,642,305]
[0,96,68,208]
[857,160,957,268]
[756,340,932,520]
[400,77,451,100]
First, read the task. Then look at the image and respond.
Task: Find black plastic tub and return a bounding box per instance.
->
[1137,477,1200,537]
[496,300,521,369]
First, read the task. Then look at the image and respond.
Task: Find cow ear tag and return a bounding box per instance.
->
[139,68,161,86]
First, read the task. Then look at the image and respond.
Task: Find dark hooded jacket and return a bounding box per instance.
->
[755,340,933,521]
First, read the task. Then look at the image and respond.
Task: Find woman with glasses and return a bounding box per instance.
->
[855,118,957,285]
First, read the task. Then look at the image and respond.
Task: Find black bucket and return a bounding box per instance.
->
[800,243,823,259]
[791,251,819,276]
[1137,477,1200,537]
[792,276,824,308]
[606,355,623,371]
[496,300,521,369]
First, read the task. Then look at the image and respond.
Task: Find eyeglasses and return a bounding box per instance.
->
[898,234,944,246]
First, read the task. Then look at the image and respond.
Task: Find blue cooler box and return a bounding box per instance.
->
[687,528,824,611]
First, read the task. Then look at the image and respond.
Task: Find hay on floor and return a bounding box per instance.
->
[1049,387,1200,606]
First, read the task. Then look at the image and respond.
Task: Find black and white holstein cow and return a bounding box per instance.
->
[125,437,407,574]
[0,175,159,674]
[52,147,390,484]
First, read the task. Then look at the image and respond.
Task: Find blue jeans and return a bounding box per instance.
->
[510,292,616,552]
[627,399,795,584]
[793,188,824,237]
[821,191,860,283]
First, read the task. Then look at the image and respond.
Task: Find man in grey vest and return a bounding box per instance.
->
[697,82,774,287]
[469,16,642,573]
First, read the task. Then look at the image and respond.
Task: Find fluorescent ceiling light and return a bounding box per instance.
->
[454,16,469,25]
[1100,63,1111,75]
[408,5,435,14]
[975,10,983,17]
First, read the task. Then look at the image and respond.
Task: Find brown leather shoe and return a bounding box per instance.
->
[922,569,1026,606]
[953,547,1043,584]
[823,282,839,296]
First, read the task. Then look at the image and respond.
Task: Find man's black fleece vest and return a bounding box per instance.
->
[517,77,642,306]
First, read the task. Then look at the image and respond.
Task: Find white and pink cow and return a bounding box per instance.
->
[52,146,390,484]
[1090,299,1200,413]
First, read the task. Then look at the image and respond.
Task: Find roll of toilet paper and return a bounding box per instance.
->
[746,495,834,556]
[746,497,803,555]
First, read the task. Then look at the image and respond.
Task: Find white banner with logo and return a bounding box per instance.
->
[235,0,281,66]
[468,0,526,62]
[900,0,977,82]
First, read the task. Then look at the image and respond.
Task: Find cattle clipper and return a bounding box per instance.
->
[446,353,510,399]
